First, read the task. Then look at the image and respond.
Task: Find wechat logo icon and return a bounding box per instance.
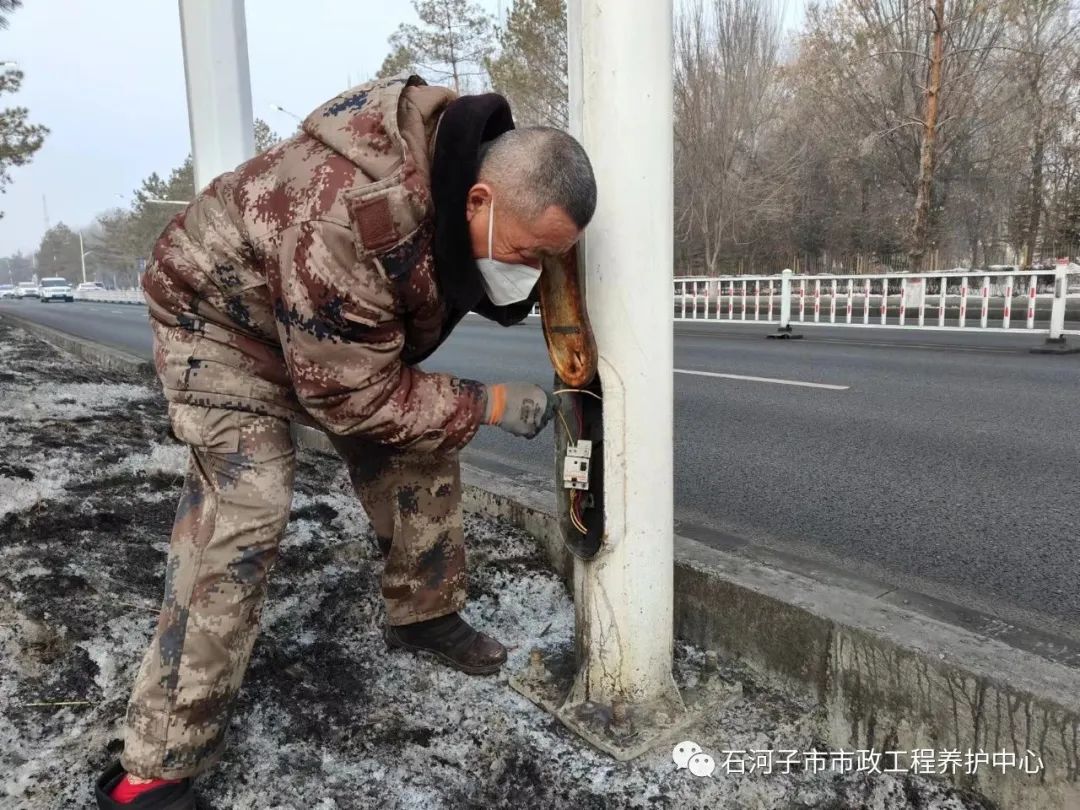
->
[673,740,716,777]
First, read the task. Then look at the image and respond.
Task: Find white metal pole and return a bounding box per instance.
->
[566,0,679,710]
[980,275,990,329]
[1003,276,1014,329]
[779,268,793,330]
[1048,264,1068,341]
[1027,274,1037,329]
[78,232,87,284]
[178,0,256,191]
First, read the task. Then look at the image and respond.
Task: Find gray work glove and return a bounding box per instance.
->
[482,382,556,439]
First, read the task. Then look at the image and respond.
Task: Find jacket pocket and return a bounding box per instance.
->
[346,180,432,284]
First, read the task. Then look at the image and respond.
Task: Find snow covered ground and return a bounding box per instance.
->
[0,319,989,809]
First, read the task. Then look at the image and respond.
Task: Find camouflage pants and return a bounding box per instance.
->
[122,404,466,779]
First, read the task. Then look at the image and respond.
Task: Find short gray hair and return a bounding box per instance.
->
[477,127,597,229]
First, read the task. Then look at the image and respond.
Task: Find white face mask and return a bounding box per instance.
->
[475,197,542,306]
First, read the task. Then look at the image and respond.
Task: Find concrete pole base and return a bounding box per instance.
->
[509,644,739,761]
[766,326,803,340]
[1030,337,1080,355]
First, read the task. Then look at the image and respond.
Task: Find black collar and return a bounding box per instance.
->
[430,93,537,328]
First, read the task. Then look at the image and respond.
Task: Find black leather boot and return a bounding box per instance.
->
[385,612,507,675]
[94,761,195,810]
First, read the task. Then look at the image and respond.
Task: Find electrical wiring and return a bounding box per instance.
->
[570,395,588,533]
[555,402,574,440]
[553,388,602,401]
[556,390,590,535]
[569,495,587,535]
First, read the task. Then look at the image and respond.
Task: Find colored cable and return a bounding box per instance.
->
[554,388,602,401]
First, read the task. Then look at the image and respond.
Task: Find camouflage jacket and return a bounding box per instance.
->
[143,76,487,453]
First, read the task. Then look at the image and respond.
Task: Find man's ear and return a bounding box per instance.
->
[465,183,492,222]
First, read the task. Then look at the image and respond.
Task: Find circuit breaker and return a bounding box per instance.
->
[553,376,604,560]
[562,440,592,490]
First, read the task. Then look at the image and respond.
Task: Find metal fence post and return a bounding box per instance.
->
[780,269,792,329]
[1048,265,1067,342]
[768,268,801,339]
[1031,261,1079,354]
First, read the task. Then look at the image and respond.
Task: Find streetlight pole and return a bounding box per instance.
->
[270,103,301,122]
[118,192,189,207]
[178,0,256,190]
[510,0,707,762]
[79,232,87,284]
[564,0,679,720]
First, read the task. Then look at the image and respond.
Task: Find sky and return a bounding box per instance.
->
[0,0,805,258]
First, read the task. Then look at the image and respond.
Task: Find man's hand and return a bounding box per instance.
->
[483,383,556,439]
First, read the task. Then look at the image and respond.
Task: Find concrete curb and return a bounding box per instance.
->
[0,311,155,380]
[6,313,1077,809]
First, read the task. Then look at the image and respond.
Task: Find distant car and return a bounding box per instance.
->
[39,277,74,303]
[14,281,39,299]
[0,283,15,300]
[76,281,107,299]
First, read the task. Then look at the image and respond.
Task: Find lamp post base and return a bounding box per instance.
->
[767,325,803,340]
[509,644,740,761]
[1030,336,1080,355]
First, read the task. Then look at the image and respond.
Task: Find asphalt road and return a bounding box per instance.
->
[3,298,1079,641]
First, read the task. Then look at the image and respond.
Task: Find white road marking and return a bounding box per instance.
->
[675,368,849,391]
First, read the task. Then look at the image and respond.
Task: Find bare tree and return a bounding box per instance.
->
[910,0,946,270]
[796,0,1007,269]
[674,0,793,275]
[1004,0,1080,267]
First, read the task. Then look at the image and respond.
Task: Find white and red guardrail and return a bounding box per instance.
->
[75,289,146,304]
[671,263,1080,341]
[83,269,1079,343]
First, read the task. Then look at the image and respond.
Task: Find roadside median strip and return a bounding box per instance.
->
[3,309,1076,810]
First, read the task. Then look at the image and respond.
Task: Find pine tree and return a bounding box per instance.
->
[487,0,567,128]
[36,223,81,283]
[0,68,48,220]
[378,0,494,93]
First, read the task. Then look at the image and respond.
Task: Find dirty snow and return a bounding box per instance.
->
[0,320,989,809]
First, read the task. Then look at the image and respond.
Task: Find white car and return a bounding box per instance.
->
[76,281,106,293]
[0,283,15,299]
[14,281,39,299]
[38,277,74,303]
